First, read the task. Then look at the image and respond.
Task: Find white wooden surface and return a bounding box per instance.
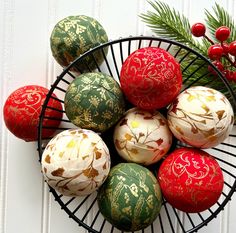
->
[1,1,236,233]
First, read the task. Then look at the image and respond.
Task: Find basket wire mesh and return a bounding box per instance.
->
[38,36,236,233]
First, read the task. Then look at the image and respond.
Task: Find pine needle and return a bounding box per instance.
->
[140,0,207,55]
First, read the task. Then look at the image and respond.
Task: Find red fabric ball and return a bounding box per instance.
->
[3,85,63,141]
[158,147,224,213]
[120,47,182,110]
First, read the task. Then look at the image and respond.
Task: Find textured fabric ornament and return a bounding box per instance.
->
[64,72,126,132]
[3,85,62,141]
[114,107,172,165]
[41,129,110,196]
[50,15,108,72]
[120,47,182,110]
[167,86,234,148]
[158,147,224,213]
[97,163,162,231]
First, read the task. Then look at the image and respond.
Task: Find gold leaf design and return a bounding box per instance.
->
[200,119,206,124]
[201,104,210,113]
[204,128,216,137]
[156,138,163,146]
[51,167,65,177]
[45,155,51,164]
[125,133,133,141]
[103,163,107,170]
[187,94,196,102]
[82,155,89,160]
[59,152,64,158]
[83,167,99,178]
[82,133,88,139]
[139,132,145,137]
[95,151,102,159]
[205,95,216,102]
[175,126,184,135]
[130,148,138,154]
[131,120,140,128]
[216,110,225,120]
[67,140,76,148]
[44,167,47,173]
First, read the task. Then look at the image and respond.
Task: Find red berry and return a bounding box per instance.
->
[208,61,224,75]
[232,72,236,82]
[213,61,224,71]
[191,23,206,37]
[215,26,230,42]
[229,41,236,56]
[222,43,229,55]
[208,44,224,60]
[223,70,234,81]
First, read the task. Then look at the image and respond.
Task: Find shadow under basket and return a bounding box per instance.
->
[38,36,236,233]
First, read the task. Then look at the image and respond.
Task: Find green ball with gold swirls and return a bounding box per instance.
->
[64,72,126,133]
[50,15,108,72]
[97,163,162,232]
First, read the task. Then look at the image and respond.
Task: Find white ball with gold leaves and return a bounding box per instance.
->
[41,129,110,196]
[167,86,234,148]
[113,107,173,165]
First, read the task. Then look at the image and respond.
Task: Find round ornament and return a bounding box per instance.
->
[97,163,162,231]
[3,85,62,141]
[167,86,234,148]
[41,129,110,196]
[120,47,182,110]
[64,72,126,133]
[50,15,108,72]
[158,147,224,213]
[114,107,172,165]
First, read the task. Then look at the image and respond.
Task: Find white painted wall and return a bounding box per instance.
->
[1,1,236,233]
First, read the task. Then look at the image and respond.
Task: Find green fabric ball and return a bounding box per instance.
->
[64,72,126,133]
[50,15,108,71]
[97,163,162,231]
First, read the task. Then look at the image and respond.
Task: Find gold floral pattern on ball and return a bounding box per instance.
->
[167,86,234,148]
[114,108,172,165]
[41,129,110,196]
[50,15,108,71]
[64,72,126,133]
[97,163,162,232]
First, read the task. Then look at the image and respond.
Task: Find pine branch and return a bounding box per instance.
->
[205,3,236,43]
[140,0,207,55]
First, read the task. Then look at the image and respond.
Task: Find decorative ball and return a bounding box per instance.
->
[167,86,234,148]
[50,15,108,71]
[41,129,110,196]
[114,108,172,165]
[120,47,182,110]
[158,147,224,213]
[64,72,126,132]
[3,85,62,141]
[97,163,162,231]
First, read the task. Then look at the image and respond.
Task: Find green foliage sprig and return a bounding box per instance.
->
[140,0,236,100]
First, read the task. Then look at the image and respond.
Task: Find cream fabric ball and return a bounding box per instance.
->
[114,108,172,165]
[167,86,234,148]
[41,129,110,196]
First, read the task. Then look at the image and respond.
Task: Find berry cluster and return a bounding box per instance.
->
[191,23,236,82]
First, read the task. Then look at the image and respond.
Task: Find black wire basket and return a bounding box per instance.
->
[38,36,236,233]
